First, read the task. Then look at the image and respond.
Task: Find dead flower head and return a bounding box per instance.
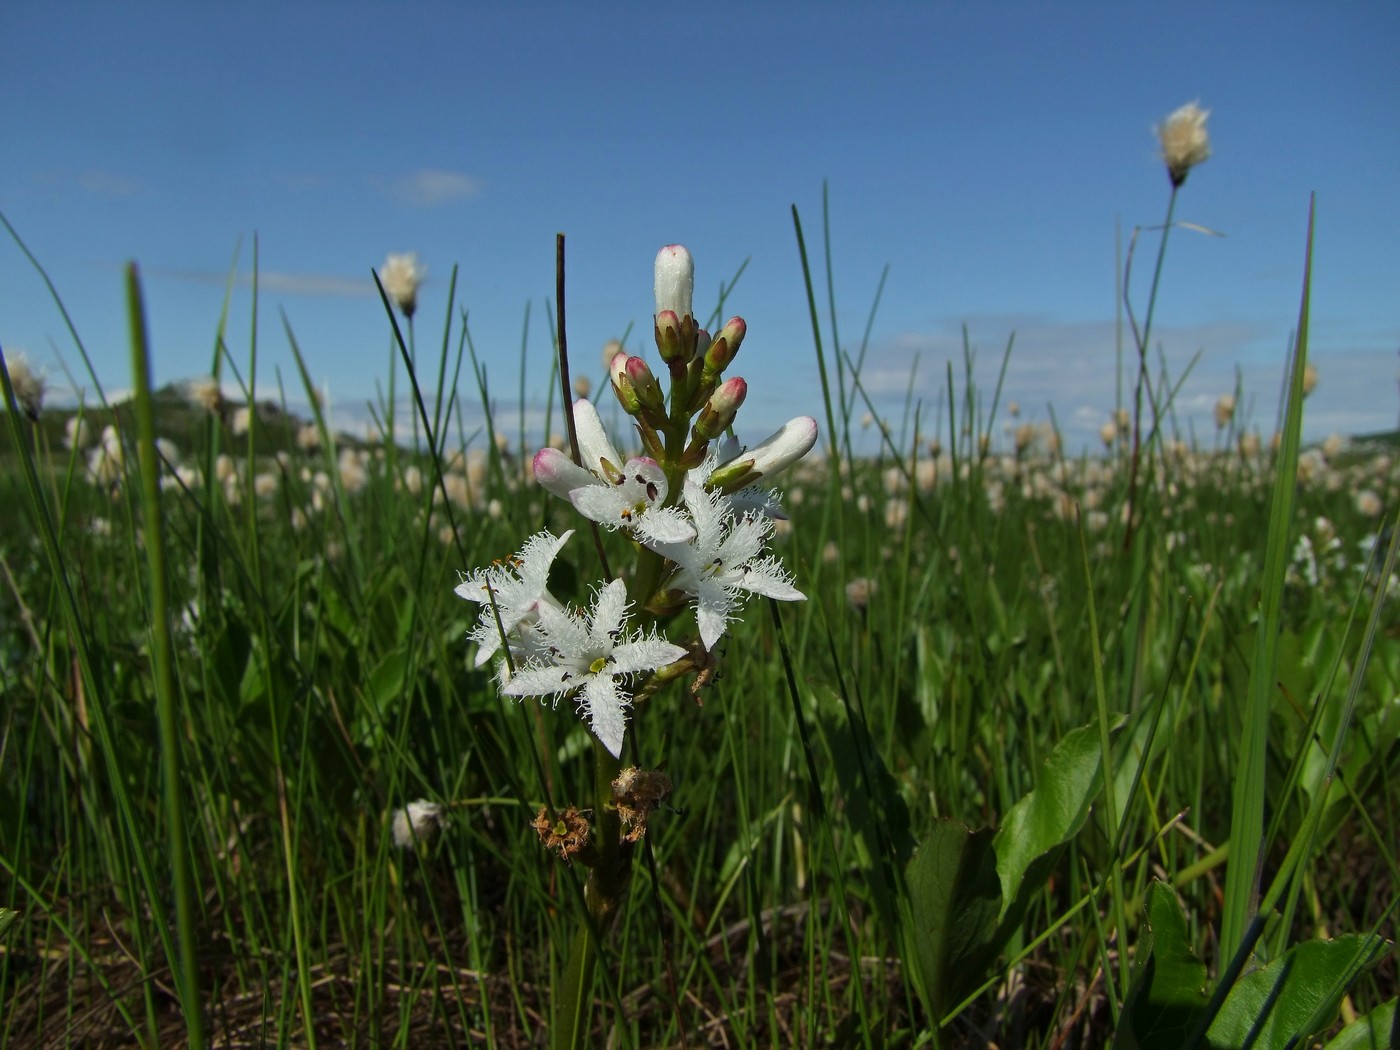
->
[532,805,592,862]
[611,767,673,844]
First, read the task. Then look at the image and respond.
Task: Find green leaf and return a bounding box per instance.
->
[904,819,1001,1022]
[1322,998,1398,1050]
[1207,934,1388,1048]
[1114,881,1210,1050]
[992,721,1107,923]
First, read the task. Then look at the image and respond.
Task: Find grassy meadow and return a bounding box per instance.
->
[1,207,1398,1049]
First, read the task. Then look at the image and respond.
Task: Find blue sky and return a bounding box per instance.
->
[3,2,1398,453]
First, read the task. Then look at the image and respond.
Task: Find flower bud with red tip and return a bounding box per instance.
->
[702,317,746,381]
[693,377,747,441]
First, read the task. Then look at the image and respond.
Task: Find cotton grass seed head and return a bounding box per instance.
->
[1214,394,1236,429]
[1157,101,1211,188]
[391,799,446,848]
[4,352,46,421]
[382,252,425,319]
[186,376,224,415]
[1301,363,1318,397]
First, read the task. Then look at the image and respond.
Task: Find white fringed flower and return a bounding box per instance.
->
[455,530,573,667]
[1157,102,1211,187]
[502,579,686,758]
[645,478,805,652]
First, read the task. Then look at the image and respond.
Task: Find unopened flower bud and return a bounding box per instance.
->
[654,309,689,364]
[702,317,746,381]
[694,377,747,441]
[623,356,666,424]
[1157,102,1211,188]
[610,353,641,414]
[654,245,694,321]
[707,416,818,493]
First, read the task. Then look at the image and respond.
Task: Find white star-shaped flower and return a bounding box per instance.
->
[646,478,805,652]
[532,399,694,543]
[502,579,687,758]
[455,530,572,667]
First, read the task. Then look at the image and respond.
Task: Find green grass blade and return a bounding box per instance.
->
[126,263,206,1049]
[1219,195,1315,962]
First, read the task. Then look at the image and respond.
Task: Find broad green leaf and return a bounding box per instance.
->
[1207,934,1387,1048]
[905,819,1001,1021]
[1114,881,1210,1050]
[992,721,1106,922]
[1322,998,1398,1050]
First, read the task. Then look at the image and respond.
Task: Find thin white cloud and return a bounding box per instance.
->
[375,168,481,207]
[77,170,142,198]
[250,271,372,297]
[141,266,373,298]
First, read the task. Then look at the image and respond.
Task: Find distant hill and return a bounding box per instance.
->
[1,382,359,464]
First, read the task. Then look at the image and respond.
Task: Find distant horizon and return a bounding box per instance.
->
[23,367,1400,466]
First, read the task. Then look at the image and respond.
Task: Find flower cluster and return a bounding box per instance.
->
[456,245,817,758]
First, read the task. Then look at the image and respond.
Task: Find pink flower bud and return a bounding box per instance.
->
[693,377,747,441]
[702,317,746,379]
[624,356,667,421]
[654,309,689,364]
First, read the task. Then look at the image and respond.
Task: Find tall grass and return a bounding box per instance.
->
[0,194,1396,1048]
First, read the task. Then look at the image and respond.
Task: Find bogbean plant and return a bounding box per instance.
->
[453,244,817,1040]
